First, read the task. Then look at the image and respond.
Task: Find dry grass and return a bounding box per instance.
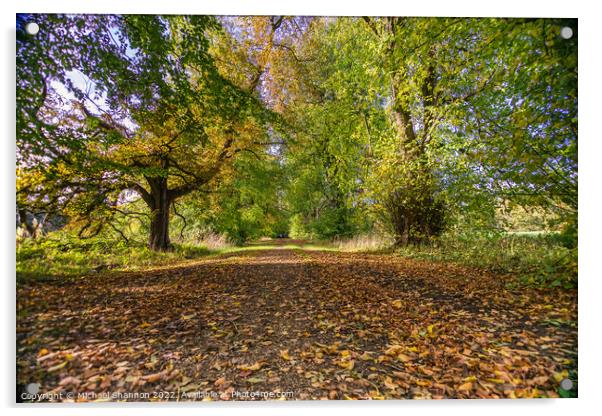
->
[334,233,393,252]
[197,232,232,250]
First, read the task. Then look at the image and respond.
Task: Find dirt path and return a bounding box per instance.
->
[17,242,577,401]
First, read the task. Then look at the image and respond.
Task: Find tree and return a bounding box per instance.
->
[16,14,282,250]
[260,18,373,239]
[17,16,577,249]
[363,17,577,244]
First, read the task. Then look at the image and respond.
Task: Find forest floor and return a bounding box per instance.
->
[16,239,577,401]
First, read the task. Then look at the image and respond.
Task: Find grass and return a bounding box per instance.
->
[225,241,338,252]
[17,230,577,290]
[16,233,213,282]
[394,232,577,289]
[187,231,232,250]
[16,234,337,283]
[334,233,393,252]
[304,231,576,289]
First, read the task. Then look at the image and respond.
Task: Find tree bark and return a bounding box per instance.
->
[381,24,445,246]
[18,208,37,238]
[146,177,172,251]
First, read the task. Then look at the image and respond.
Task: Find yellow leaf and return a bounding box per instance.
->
[125,375,140,384]
[247,377,265,384]
[237,361,264,371]
[384,376,397,390]
[385,345,403,356]
[486,378,505,384]
[397,353,414,363]
[463,375,477,382]
[391,299,403,309]
[553,370,568,383]
[47,361,67,372]
[38,348,49,357]
[337,359,355,370]
[457,382,473,391]
[279,350,291,361]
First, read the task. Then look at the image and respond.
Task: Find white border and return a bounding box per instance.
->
[3,1,600,416]
[6,0,583,17]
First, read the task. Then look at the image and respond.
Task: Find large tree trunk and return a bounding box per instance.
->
[147,177,172,251]
[360,17,446,246]
[385,28,444,245]
[18,208,37,238]
[149,203,171,251]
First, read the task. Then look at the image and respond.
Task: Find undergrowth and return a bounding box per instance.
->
[395,232,577,289]
[16,232,213,282]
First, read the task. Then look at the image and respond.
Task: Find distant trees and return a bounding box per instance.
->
[265,17,577,244]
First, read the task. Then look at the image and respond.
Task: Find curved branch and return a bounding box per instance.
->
[172,202,188,241]
[108,221,129,243]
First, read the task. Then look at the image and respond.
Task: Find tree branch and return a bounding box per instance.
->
[362,17,380,37]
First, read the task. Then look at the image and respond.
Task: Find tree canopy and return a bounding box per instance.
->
[17,15,285,249]
[16,15,577,249]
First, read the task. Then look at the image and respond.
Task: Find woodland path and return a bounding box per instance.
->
[17,240,577,401]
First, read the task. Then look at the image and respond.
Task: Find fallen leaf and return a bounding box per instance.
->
[143,371,164,383]
[247,377,265,384]
[457,382,473,391]
[397,353,414,363]
[385,345,403,356]
[237,361,264,371]
[59,376,81,386]
[47,361,68,372]
[384,376,397,390]
[337,359,355,370]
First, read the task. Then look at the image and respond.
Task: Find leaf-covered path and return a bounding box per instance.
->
[17,240,577,401]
